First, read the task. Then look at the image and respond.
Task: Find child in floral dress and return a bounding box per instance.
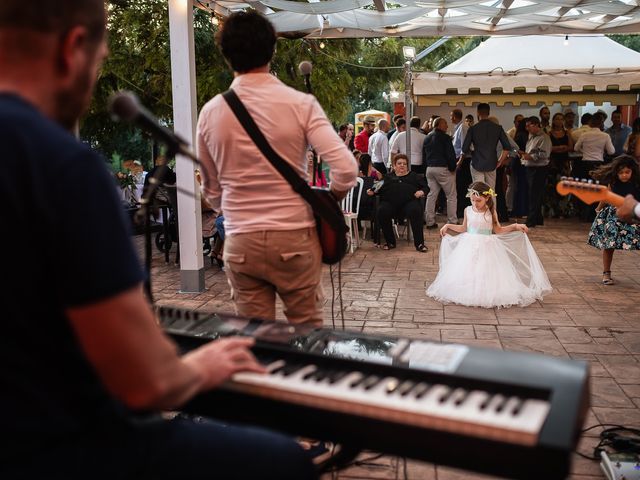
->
[587,155,640,285]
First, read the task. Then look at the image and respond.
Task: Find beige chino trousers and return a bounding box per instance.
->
[223,227,324,326]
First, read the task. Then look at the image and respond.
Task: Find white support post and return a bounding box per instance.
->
[404,60,413,164]
[168,0,204,292]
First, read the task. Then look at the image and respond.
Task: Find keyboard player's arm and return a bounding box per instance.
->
[66,284,265,410]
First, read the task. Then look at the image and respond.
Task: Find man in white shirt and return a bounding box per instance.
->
[574,113,615,162]
[571,113,593,143]
[573,112,615,222]
[450,109,468,157]
[197,11,357,326]
[388,118,405,155]
[368,118,390,174]
[389,116,427,174]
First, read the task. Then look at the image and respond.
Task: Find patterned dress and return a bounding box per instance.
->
[588,181,640,250]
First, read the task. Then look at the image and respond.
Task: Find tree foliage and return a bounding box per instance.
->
[608,34,640,53]
[81,0,476,163]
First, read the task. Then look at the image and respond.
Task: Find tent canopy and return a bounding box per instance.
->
[199,0,640,38]
[412,35,640,106]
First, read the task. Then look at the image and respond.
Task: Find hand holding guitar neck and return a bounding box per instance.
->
[617,194,640,223]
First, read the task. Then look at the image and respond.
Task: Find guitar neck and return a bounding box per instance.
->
[600,190,625,208]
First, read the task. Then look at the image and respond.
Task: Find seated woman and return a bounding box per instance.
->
[357,153,380,241]
[367,154,429,252]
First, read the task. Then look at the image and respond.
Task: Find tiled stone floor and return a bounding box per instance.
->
[144,216,640,480]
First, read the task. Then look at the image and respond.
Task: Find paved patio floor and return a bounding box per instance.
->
[144,216,640,480]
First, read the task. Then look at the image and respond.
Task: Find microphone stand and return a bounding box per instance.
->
[303,74,312,95]
[137,164,169,302]
[303,74,322,186]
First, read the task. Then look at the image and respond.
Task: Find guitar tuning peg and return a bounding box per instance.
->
[581,178,588,183]
[560,176,567,181]
[595,180,600,185]
[587,179,593,184]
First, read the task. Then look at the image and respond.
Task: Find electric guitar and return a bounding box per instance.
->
[556,177,624,207]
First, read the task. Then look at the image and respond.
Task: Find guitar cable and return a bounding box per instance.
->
[575,423,640,460]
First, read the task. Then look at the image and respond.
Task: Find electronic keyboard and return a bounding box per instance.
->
[158,306,589,480]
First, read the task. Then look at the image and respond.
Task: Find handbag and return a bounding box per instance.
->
[222,89,348,264]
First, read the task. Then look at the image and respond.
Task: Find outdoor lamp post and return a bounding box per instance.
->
[403,46,416,165]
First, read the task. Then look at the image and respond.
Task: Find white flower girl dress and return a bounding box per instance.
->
[426,206,552,308]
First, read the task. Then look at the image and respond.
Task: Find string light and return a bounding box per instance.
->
[211,14,219,26]
[319,41,325,49]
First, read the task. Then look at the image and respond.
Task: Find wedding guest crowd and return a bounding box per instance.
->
[333,106,640,252]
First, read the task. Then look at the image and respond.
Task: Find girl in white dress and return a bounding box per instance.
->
[426,181,552,308]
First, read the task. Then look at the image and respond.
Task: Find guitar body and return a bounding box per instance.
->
[311,187,349,264]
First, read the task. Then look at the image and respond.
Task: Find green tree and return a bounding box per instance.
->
[608,34,640,52]
[82,1,478,157]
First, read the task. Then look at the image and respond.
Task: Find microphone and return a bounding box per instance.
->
[108,91,196,162]
[298,61,312,94]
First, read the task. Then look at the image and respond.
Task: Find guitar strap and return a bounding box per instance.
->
[221,89,342,228]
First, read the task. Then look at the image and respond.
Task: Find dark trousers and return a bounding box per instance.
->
[411,164,426,175]
[456,157,472,218]
[372,162,388,175]
[526,165,549,227]
[377,199,425,248]
[495,166,509,222]
[3,415,317,480]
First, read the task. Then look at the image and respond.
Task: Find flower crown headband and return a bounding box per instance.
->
[466,187,497,198]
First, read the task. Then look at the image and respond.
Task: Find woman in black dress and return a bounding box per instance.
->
[512,118,529,218]
[367,154,429,252]
[547,112,574,217]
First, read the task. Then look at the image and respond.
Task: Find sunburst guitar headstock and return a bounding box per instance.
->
[556,177,623,208]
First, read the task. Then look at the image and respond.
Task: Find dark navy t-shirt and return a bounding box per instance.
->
[0,94,145,462]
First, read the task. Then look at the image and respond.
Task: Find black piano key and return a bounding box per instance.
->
[438,387,454,404]
[349,373,366,388]
[398,381,416,396]
[362,375,382,390]
[270,363,289,375]
[413,383,431,399]
[311,368,330,382]
[279,363,305,377]
[511,397,525,416]
[453,389,471,406]
[302,367,321,381]
[494,396,510,413]
[479,394,493,410]
[327,370,349,384]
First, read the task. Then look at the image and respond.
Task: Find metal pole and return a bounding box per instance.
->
[404,60,413,165]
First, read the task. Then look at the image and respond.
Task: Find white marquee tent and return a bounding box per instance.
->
[413,34,640,106]
[197,0,640,38]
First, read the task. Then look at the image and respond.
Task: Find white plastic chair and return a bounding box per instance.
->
[340,177,364,253]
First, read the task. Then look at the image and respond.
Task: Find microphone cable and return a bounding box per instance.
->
[328,260,346,331]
